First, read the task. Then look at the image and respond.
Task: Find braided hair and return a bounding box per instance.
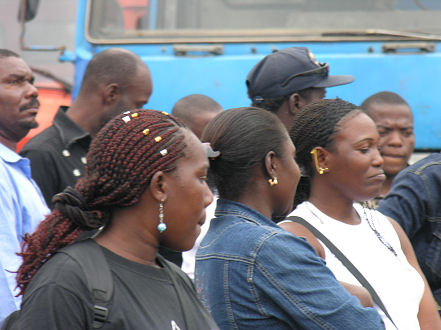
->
[290,99,361,207]
[16,109,188,295]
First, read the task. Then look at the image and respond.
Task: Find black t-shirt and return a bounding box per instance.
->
[18,244,218,329]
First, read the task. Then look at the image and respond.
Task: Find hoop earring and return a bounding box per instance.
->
[157,201,167,233]
[268,177,278,186]
[310,148,329,175]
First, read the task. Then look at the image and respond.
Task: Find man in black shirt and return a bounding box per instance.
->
[20,48,153,208]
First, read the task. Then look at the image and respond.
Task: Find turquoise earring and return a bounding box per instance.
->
[157,201,167,233]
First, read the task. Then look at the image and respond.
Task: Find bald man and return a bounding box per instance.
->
[172,94,222,139]
[21,48,153,208]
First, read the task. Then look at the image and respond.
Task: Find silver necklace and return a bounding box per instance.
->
[362,202,398,257]
[305,201,398,257]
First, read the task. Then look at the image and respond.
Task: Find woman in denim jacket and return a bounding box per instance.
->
[195,107,384,329]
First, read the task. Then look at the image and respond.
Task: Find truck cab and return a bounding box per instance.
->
[19,0,441,151]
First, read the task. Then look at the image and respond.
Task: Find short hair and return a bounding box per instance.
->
[0,49,19,59]
[249,87,317,114]
[202,107,288,200]
[360,91,409,112]
[289,99,361,206]
[17,109,189,295]
[79,48,146,94]
[172,94,222,122]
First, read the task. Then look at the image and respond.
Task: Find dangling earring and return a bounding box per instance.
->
[268,177,278,186]
[310,148,329,175]
[157,201,167,233]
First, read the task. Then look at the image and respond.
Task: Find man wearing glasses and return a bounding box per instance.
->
[246,47,354,129]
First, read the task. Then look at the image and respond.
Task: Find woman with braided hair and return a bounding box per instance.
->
[13,109,218,329]
[279,99,441,329]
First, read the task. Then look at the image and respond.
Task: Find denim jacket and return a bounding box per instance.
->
[378,153,441,307]
[195,199,384,330]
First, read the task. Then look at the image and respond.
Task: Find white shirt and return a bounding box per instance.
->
[182,199,217,280]
[281,202,424,330]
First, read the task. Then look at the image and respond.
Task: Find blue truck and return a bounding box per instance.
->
[20,0,441,151]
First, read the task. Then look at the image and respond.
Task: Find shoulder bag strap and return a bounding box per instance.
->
[285,216,397,329]
[58,239,113,329]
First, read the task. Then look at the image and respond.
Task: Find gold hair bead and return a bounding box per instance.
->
[131,113,139,118]
[161,112,169,116]
[142,129,150,136]
[154,136,162,143]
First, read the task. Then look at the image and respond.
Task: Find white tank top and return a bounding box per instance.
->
[281,201,424,330]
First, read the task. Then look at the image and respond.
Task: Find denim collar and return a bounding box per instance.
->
[215,199,278,228]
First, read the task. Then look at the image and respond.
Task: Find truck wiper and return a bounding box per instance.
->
[321,29,441,41]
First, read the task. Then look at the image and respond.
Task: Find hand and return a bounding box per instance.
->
[340,281,374,308]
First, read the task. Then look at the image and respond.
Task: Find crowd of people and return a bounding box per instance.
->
[0,45,440,329]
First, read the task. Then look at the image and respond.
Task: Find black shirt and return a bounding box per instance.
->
[18,242,219,329]
[20,106,91,209]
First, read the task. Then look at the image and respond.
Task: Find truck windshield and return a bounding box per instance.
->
[87,0,441,43]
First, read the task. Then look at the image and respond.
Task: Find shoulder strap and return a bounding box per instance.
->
[58,239,113,329]
[285,216,397,329]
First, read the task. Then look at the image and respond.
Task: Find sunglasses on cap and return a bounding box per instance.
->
[280,62,329,88]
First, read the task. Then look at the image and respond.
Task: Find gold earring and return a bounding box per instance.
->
[268,177,278,186]
[311,148,328,175]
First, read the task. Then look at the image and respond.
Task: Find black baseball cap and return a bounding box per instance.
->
[246,47,354,103]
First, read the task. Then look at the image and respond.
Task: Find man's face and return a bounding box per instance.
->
[0,56,39,144]
[366,102,414,177]
[301,87,326,106]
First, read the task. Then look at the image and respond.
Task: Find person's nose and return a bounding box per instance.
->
[204,184,214,207]
[386,130,403,147]
[372,147,384,167]
[25,81,38,99]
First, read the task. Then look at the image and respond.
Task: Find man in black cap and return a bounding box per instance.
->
[246,47,354,129]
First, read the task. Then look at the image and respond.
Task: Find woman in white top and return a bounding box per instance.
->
[279,99,440,329]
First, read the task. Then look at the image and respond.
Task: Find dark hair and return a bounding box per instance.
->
[0,49,19,59]
[290,99,361,206]
[249,87,318,113]
[16,110,188,295]
[202,107,288,200]
[172,94,222,120]
[79,48,145,94]
[360,91,409,111]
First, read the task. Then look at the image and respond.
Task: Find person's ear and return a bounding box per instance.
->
[149,171,168,202]
[103,83,120,105]
[264,151,279,183]
[287,93,302,116]
[310,146,330,175]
